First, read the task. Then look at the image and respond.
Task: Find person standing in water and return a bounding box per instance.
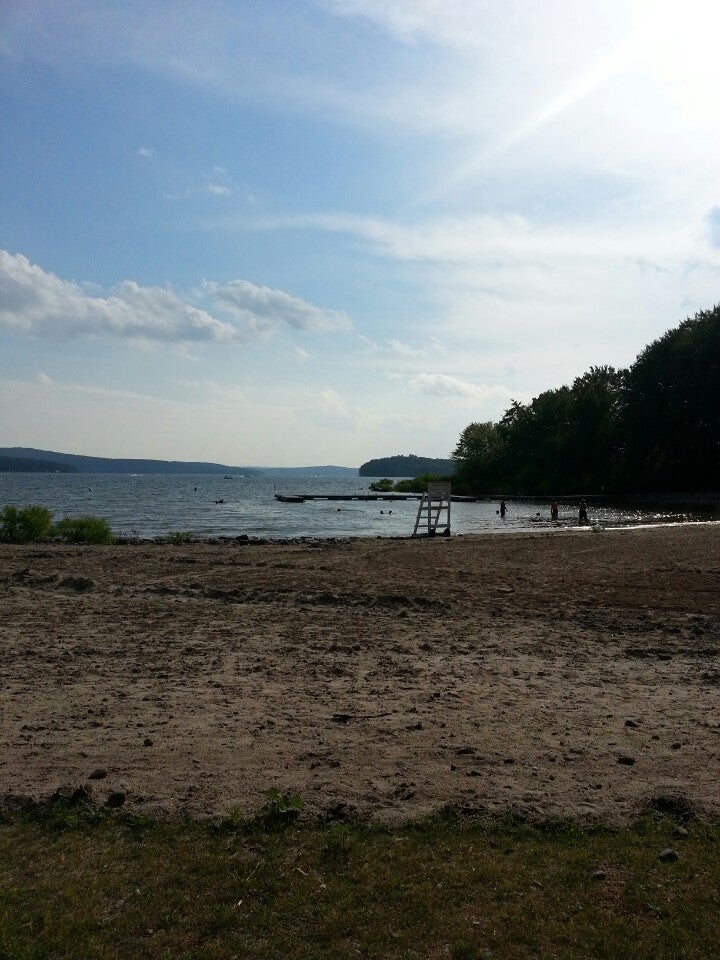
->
[500,499,507,518]
[551,500,559,521]
[579,499,588,524]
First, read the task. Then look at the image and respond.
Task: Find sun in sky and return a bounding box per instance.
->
[1,0,719,465]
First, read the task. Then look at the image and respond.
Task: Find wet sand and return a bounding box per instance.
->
[1,524,719,822]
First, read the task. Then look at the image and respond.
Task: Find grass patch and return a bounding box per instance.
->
[168,530,193,545]
[1,807,718,959]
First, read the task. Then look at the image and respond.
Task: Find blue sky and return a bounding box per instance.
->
[2,0,720,466]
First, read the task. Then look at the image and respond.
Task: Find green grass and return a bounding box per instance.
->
[168,530,193,545]
[1,806,718,960]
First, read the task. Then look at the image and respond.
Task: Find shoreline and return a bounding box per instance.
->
[9,515,719,548]
[2,523,719,823]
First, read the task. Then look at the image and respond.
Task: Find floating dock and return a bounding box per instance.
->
[275,493,481,502]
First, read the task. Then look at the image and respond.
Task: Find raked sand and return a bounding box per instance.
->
[1,524,719,822]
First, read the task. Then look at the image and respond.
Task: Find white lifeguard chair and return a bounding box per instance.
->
[412,481,451,537]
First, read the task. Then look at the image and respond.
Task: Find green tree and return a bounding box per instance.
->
[564,366,625,491]
[451,305,718,497]
[452,422,506,493]
[621,306,720,490]
[453,370,623,495]
[0,504,53,542]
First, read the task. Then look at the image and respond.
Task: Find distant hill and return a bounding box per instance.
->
[0,455,77,473]
[0,448,359,477]
[359,455,455,477]
[0,448,261,475]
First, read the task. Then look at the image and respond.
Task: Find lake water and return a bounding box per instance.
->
[0,473,712,540]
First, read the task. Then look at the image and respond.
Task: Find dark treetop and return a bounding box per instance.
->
[359,454,455,477]
[451,304,720,497]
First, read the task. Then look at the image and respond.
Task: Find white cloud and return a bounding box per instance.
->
[162,189,191,202]
[203,198,720,399]
[0,250,236,342]
[111,280,239,341]
[159,168,236,203]
[37,371,52,384]
[302,386,359,433]
[356,334,446,360]
[137,146,156,159]
[388,337,444,357]
[388,338,421,357]
[201,279,351,334]
[322,0,515,50]
[295,346,310,362]
[409,373,513,403]
[170,377,222,391]
[295,210,695,265]
[260,206,720,339]
[319,387,348,415]
[0,250,351,346]
[707,206,720,249]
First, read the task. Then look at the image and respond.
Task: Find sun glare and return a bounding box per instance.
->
[631,0,720,115]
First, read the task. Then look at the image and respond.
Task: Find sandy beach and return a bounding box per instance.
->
[1,524,718,822]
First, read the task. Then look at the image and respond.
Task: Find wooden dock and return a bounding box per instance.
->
[275,493,481,502]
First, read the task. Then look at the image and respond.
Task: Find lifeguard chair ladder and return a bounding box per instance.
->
[412,481,451,537]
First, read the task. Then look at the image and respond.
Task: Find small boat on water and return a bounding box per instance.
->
[275,494,306,503]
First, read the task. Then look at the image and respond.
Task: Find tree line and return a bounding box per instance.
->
[451,305,720,496]
[0,456,77,473]
[359,454,456,477]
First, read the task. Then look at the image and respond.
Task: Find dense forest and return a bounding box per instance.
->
[360,454,456,477]
[452,306,720,496]
[0,456,76,473]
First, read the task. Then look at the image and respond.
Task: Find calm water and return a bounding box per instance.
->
[0,473,710,540]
